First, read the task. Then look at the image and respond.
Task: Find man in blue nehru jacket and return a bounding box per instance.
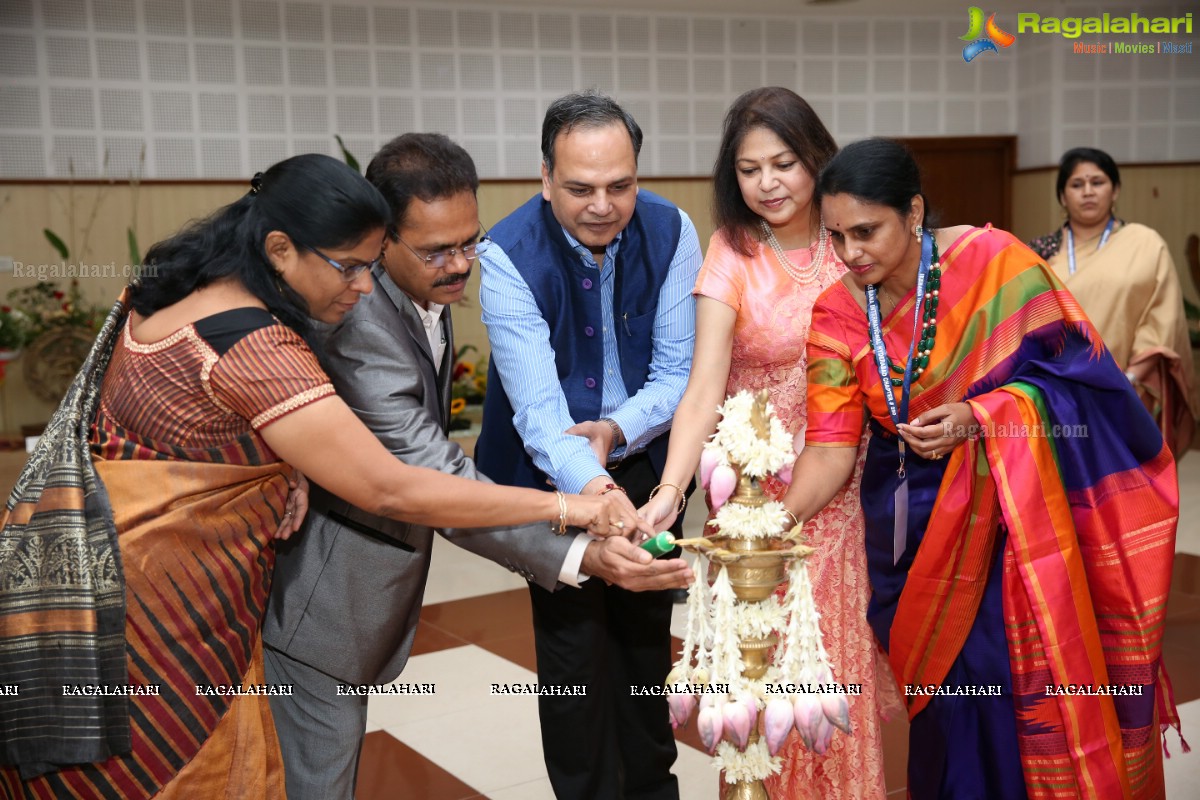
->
[477,91,700,800]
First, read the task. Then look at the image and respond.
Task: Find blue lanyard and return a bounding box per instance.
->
[1065,217,1114,275]
[865,233,933,564]
[865,233,934,449]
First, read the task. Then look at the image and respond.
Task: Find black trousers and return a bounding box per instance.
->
[530,452,686,800]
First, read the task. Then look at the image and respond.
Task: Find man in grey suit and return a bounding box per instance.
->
[261,133,690,800]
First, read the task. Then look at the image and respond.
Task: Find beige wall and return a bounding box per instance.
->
[3,168,1195,430]
[0,178,715,430]
[0,182,248,431]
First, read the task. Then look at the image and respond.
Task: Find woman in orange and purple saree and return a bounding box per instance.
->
[779,139,1180,799]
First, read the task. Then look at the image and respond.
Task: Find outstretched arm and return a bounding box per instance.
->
[319,313,577,589]
[791,294,865,524]
[639,296,736,532]
[261,396,646,537]
[781,444,859,525]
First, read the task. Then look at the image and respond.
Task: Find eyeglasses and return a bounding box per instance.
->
[396,224,492,270]
[303,244,383,282]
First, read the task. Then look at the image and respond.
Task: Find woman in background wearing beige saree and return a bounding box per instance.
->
[1029,146,1198,456]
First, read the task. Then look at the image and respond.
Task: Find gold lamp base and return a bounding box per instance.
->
[673,535,803,800]
[674,390,814,800]
[727,780,771,800]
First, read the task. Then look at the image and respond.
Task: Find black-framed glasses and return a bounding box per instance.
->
[303,244,383,282]
[396,224,492,270]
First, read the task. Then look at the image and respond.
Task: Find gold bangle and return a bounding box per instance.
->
[783,508,801,530]
[649,482,687,516]
[555,490,568,535]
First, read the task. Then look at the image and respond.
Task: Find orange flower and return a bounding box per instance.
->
[450,397,466,416]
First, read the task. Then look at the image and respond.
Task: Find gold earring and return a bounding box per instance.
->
[914,225,923,243]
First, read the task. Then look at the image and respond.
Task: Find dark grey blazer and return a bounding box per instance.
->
[262,267,572,686]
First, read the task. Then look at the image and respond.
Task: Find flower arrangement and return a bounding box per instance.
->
[0,280,106,390]
[6,280,106,343]
[0,305,29,385]
[448,345,488,431]
[0,306,29,353]
[666,390,847,787]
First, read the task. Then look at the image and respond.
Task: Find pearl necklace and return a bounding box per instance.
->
[760,219,827,285]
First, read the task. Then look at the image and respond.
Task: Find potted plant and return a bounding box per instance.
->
[0,305,30,384]
[7,280,106,405]
[0,306,29,358]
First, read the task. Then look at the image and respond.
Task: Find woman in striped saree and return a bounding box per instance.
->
[0,154,643,799]
[779,139,1179,799]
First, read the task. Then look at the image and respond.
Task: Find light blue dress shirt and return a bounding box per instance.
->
[480,204,701,494]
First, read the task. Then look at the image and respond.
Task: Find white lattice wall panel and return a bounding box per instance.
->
[1,0,1197,178]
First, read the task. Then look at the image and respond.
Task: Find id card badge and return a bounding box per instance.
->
[893,440,908,564]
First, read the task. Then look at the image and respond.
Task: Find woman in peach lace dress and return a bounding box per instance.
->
[639,87,892,798]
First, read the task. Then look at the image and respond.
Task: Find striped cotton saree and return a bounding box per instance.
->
[1,296,305,799]
[807,226,1179,799]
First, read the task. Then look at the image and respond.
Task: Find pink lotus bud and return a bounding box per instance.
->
[821,692,852,735]
[697,705,724,754]
[762,697,795,757]
[776,460,794,486]
[793,694,823,751]
[812,715,834,756]
[709,465,737,510]
[722,701,752,750]
[699,448,720,489]
[739,694,758,731]
[668,693,697,729]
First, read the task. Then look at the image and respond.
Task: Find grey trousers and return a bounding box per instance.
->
[263,645,369,800]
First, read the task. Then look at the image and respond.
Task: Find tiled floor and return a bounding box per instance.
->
[353,459,1200,800]
[0,450,1194,798]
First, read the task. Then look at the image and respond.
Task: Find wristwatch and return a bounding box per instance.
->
[600,417,625,449]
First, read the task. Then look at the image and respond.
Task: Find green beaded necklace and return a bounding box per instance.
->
[874,236,941,388]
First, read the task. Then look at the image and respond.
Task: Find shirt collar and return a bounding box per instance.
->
[561,225,623,264]
[409,298,444,328]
